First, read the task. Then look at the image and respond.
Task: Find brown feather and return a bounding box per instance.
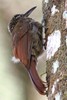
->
[28,56,46,95]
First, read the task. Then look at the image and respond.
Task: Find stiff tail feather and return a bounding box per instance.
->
[28,57,46,95]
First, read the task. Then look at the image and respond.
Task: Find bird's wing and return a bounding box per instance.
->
[12,18,30,46]
[12,18,32,67]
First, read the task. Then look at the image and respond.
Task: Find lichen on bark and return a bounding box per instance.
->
[42,0,67,99]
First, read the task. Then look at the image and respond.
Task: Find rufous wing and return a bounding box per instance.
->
[12,18,31,67]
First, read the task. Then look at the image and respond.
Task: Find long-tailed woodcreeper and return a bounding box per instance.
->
[8,6,47,95]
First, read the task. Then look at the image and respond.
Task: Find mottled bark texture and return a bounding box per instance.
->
[42,0,67,100]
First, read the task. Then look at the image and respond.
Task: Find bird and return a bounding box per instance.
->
[8,6,47,95]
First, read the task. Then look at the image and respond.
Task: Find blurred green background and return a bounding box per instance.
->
[0,0,47,100]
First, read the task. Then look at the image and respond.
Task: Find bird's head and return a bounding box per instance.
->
[8,6,37,34]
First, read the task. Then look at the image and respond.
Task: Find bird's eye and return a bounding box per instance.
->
[14,14,21,20]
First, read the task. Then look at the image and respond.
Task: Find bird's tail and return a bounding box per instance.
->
[28,56,46,95]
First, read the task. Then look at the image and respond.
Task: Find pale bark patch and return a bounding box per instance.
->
[51,5,59,16]
[44,0,49,3]
[55,92,61,100]
[52,60,59,74]
[52,79,59,94]
[46,30,61,60]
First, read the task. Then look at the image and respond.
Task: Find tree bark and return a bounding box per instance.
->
[42,0,67,100]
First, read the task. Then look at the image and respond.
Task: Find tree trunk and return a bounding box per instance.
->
[42,0,67,100]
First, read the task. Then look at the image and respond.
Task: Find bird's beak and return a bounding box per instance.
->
[23,6,37,17]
